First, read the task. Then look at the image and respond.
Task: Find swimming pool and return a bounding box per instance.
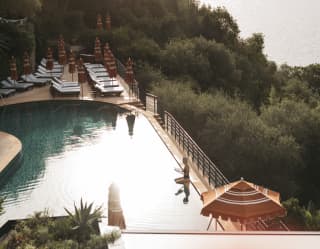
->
[0,101,209,230]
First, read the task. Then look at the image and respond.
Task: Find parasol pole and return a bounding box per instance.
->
[207,216,214,231]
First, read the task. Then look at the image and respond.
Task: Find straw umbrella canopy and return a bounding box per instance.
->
[108,55,117,83]
[103,43,115,71]
[106,49,117,77]
[105,14,111,31]
[68,50,76,81]
[46,47,54,71]
[94,37,102,63]
[97,14,103,30]
[77,58,86,83]
[103,43,110,71]
[23,52,32,75]
[108,183,126,229]
[9,56,18,81]
[201,178,286,230]
[58,35,67,65]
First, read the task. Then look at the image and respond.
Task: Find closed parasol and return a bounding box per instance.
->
[94,37,103,63]
[68,50,75,81]
[23,52,32,75]
[77,58,86,83]
[125,57,135,96]
[9,56,18,81]
[58,35,67,65]
[97,14,103,30]
[105,13,111,31]
[46,47,54,71]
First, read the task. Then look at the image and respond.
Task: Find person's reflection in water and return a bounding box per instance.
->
[182,180,190,204]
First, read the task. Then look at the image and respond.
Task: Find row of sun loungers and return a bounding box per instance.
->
[0,78,34,91]
[1,59,126,99]
[84,63,124,96]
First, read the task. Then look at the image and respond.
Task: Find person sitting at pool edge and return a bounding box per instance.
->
[182,157,190,204]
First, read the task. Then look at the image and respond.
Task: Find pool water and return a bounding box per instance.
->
[0,101,209,230]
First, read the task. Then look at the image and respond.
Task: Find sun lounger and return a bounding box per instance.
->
[0,88,16,97]
[88,73,112,81]
[87,68,109,75]
[95,83,123,96]
[37,65,63,73]
[40,58,64,70]
[1,79,34,91]
[89,75,119,87]
[52,77,80,87]
[35,68,62,78]
[21,74,51,86]
[33,72,59,79]
[50,82,80,96]
[84,63,105,68]
[87,68,108,73]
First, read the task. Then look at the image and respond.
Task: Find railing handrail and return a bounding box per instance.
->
[164,110,229,187]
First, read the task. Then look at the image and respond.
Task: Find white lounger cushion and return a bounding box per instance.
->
[95,84,123,94]
[53,77,79,87]
[52,82,80,93]
[38,65,63,73]
[21,74,51,84]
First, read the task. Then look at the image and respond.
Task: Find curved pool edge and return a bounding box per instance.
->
[0,131,22,176]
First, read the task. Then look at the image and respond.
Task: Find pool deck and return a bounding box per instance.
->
[0,131,21,174]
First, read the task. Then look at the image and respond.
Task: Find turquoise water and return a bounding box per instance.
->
[200,0,320,66]
[0,101,209,230]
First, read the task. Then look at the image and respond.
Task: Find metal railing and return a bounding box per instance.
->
[164,111,229,188]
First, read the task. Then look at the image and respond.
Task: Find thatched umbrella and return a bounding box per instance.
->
[68,50,76,81]
[23,52,32,75]
[201,178,286,231]
[97,14,103,30]
[77,58,86,83]
[125,57,135,96]
[58,35,67,65]
[46,47,54,72]
[78,58,86,98]
[107,54,117,86]
[108,183,126,229]
[105,13,111,31]
[94,37,102,63]
[103,43,113,73]
[9,56,18,81]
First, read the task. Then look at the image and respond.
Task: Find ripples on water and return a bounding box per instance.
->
[0,101,209,230]
[200,0,320,66]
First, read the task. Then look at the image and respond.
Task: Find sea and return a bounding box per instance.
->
[199,0,320,66]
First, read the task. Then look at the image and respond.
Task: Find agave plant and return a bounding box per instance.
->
[64,199,104,244]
